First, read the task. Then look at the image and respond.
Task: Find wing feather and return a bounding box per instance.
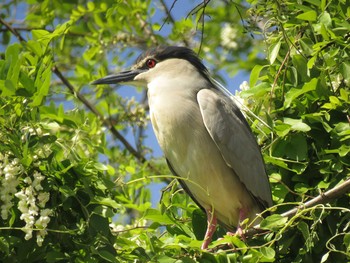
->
[197,88,273,208]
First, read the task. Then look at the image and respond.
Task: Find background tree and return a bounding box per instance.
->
[0,0,349,262]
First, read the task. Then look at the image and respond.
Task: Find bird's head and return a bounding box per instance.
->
[91,46,211,87]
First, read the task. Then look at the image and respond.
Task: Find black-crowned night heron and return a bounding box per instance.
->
[92,46,272,249]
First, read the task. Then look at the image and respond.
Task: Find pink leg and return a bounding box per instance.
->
[235,208,247,241]
[201,208,217,250]
[226,208,247,239]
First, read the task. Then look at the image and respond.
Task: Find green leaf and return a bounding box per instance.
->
[250,65,267,87]
[260,247,275,261]
[46,251,68,262]
[294,183,310,194]
[344,233,350,250]
[90,213,110,236]
[32,29,51,41]
[93,162,109,171]
[274,122,291,137]
[320,252,330,263]
[143,208,175,225]
[340,62,350,81]
[268,41,281,64]
[191,209,207,240]
[264,155,289,170]
[292,54,309,83]
[1,44,21,96]
[91,197,121,209]
[31,59,52,106]
[284,78,318,108]
[0,237,9,256]
[260,214,288,231]
[296,10,317,21]
[97,250,116,262]
[297,221,310,242]
[1,79,16,96]
[319,11,331,27]
[240,82,271,99]
[283,118,311,132]
[287,133,308,161]
[131,247,150,261]
[299,38,314,56]
[271,133,308,162]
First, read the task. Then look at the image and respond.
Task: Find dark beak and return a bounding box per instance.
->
[91,69,146,85]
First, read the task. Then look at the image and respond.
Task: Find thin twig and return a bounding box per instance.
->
[158,0,190,47]
[0,17,26,42]
[159,0,176,29]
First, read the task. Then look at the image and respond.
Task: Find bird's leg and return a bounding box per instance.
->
[226,208,247,241]
[234,208,247,241]
[201,208,217,250]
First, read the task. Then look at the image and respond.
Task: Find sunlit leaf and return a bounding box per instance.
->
[296,10,317,21]
[260,214,288,231]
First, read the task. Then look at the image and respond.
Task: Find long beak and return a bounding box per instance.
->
[91,69,146,85]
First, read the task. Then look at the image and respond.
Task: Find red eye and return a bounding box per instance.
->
[146,59,156,68]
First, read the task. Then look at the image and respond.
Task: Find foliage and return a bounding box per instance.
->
[0,0,349,262]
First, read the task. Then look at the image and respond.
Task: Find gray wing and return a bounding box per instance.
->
[197,88,273,208]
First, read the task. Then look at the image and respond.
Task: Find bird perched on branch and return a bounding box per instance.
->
[92,46,273,249]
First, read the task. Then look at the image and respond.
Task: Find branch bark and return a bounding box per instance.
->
[246,178,350,236]
[280,178,350,218]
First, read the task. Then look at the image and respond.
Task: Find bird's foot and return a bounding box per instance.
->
[201,208,217,250]
[226,226,247,241]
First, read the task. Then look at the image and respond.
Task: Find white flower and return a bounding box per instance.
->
[24,230,33,240]
[36,230,47,247]
[221,23,239,49]
[13,169,52,246]
[239,81,250,91]
[37,192,50,207]
[32,171,44,191]
[24,177,32,184]
[233,81,254,110]
[0,154,22,220]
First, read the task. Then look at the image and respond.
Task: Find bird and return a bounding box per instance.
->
[92,46,273,249]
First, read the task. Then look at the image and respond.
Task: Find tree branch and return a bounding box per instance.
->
[0,17,26,42]
[280,178,350,218]
[246,178,350,236]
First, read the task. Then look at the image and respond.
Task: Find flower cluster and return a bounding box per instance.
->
[0,154,22,220]
[0,152,52,247]
[221,23,239,50]
[15,171,52,246]
[233,81,252,109]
